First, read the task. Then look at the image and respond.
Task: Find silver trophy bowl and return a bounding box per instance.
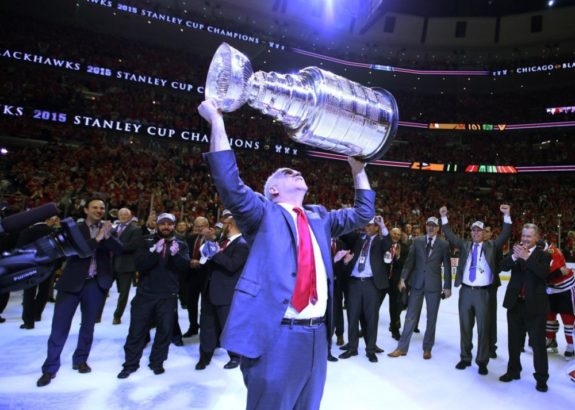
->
[205,43,399,161]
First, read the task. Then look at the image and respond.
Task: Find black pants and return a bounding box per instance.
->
[0,292,9,313]
[199,291,237,361]
[333,276,345,338]
[22,272,54,326]
[346,278,384,354]
[186,271,205,333]
[123,293,177,371]
[113,271,135,320]
[506,300,548,382]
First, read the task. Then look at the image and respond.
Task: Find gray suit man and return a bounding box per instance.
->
[440,204,511,375]
[388,216,452,359]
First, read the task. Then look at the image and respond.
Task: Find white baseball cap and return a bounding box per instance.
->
[471,221,484,230]
[426,216,439,226]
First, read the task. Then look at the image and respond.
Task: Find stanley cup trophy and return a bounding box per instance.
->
[205,43,399,162]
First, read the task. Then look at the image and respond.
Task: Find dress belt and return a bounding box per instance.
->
[462,283,491,290]
[281,317,325,326]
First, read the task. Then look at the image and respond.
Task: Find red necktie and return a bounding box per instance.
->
[220,239,230,251]
[291,208,318,312]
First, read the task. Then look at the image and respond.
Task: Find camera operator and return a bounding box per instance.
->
[17,215,62,329]
[117,213,190,379]
[37,195,123,387]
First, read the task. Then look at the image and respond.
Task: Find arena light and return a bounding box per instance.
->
[548,0,555,7]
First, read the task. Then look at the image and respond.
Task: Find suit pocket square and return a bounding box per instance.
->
[235,277,261,296]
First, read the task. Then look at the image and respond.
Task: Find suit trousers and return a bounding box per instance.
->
[332,277,345,338]
[488,286,499,354]
[346,278,384,354]
[506,300,548,382]
[398,288,441,353]
[459,286,490,364]
[123,293,177,370]
[22,272,54,326]
[42,278,106,374]
[199,291,236,360]
[388,275,402,332]
[240,322,327,410]
[186,271,205,333]
[113,271,135,319]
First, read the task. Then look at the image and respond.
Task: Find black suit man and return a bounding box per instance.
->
[183,217,210,337]
[440,204,512,375]
[37,196,123,387]
[339,216,390,363]
[112,208,143,325]
[196,210,249,370]
[499,223,551,393]
[387,227,408,340]
[389,216,452,359]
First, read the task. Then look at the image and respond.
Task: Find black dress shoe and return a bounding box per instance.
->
[391,332,401,341]
[72,363,92,373]
[478,364,488,375]
[535,381,548,392]
[195,360,209,370]
[455,360,471,370]
[153,367,165,375]
[414,327,420,333]
[489,351,497,359]
[499,373,520,382]
[172,339,184,346]
[374,346,384,354]
[338,349,358,359]
[117,369,134,379]
[224,359,240,369]
[34,314,42,322]
[182,328,198,338]
[339,343,351,351]
[327,354,339,362]
[37,372,55,387]
[20,323,34,329]
[367,353,378,363]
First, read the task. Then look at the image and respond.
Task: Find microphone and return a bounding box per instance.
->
[0,203,60,235]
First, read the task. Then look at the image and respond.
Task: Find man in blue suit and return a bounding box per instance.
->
[37,195,123,387]
[198,100,375,410]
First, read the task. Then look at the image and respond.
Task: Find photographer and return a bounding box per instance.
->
[37,195,123,387]
[117,213,190,379]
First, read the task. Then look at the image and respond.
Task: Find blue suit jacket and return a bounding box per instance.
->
[205,150,375,358]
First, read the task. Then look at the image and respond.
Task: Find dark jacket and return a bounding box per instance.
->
[136,235,190,297]
[56,222,123,293]
[501,247,551,315]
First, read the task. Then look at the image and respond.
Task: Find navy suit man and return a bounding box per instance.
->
[195,210,250,370]
[499,223,551,393]
[440,204,512,375]
[37,195,123,387]
[198,100,375,410]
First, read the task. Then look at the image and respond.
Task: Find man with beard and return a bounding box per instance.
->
[117,213,190,379]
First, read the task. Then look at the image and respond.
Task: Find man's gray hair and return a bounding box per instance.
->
[523,223,541,235]
[263,168,293,201]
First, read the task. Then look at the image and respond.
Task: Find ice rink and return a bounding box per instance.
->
[0,282,572,410]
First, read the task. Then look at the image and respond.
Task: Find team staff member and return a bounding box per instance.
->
[117,213,190,378]
[37,195,122,387]
[198,99,374,410]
